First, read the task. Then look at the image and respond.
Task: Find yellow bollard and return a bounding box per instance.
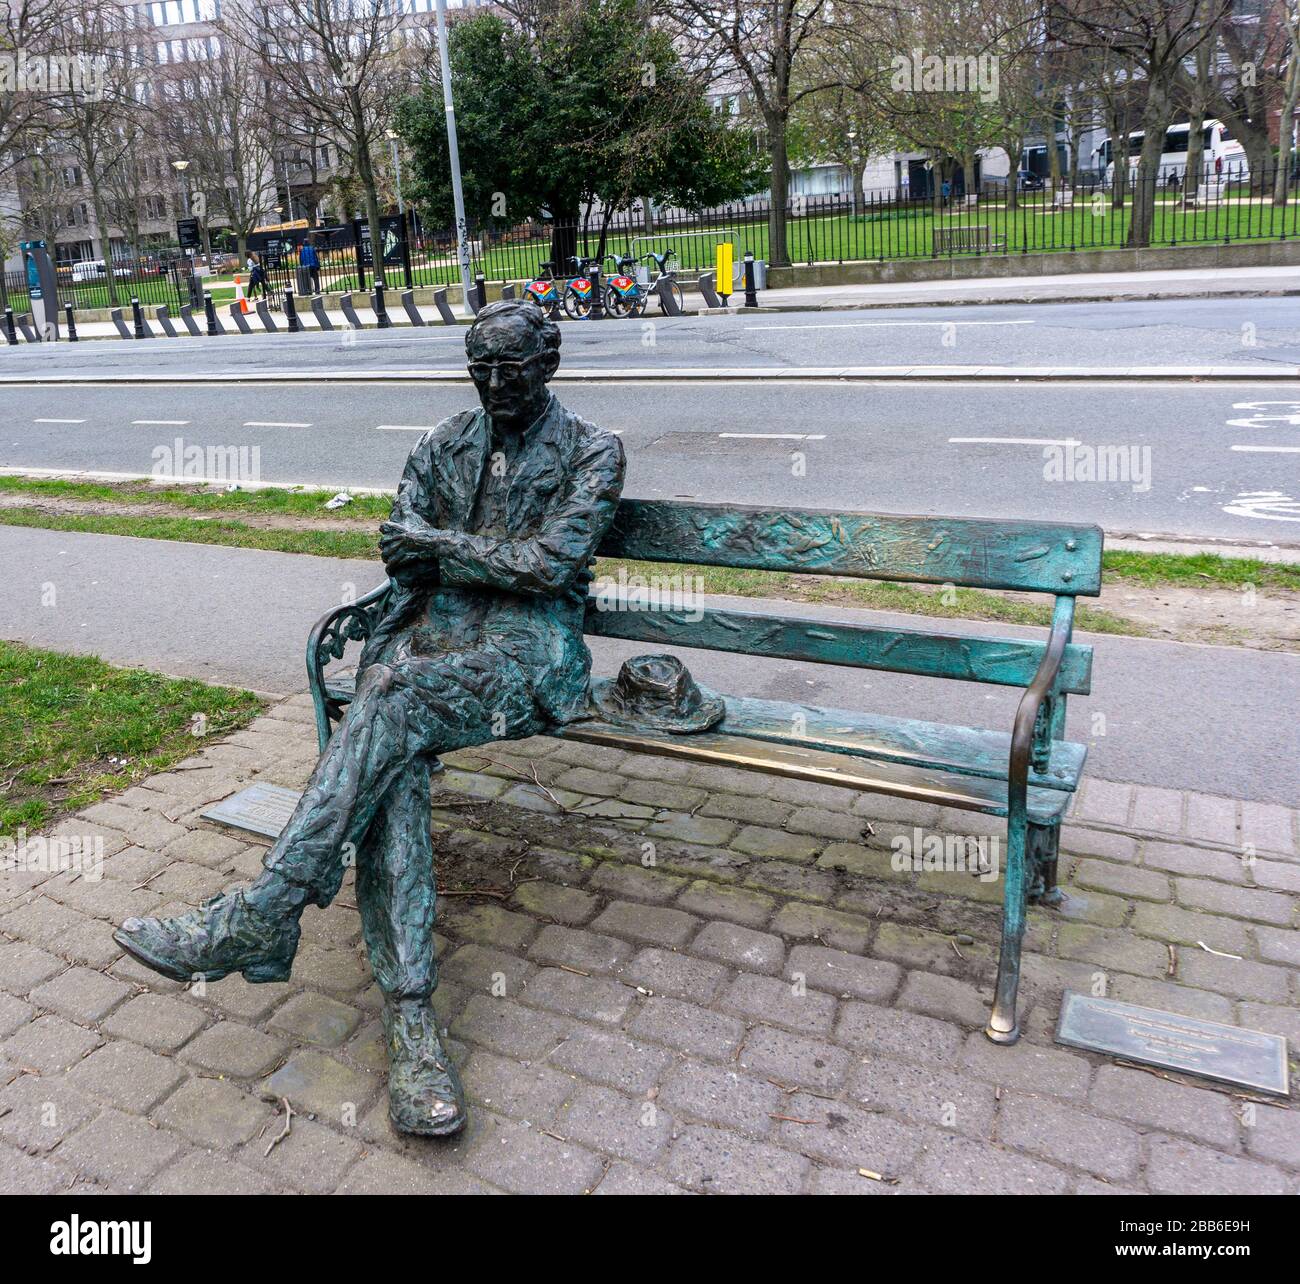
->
[715,242,733,299]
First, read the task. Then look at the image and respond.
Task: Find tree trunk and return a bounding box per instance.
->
[88,186,119,308]
[640,195,655,235]
[1275,52,1299,207]
[350,91,384,286]
[1184,37,1211,198]
[1128,81,1173,248]
[1109,108,1129,210]
[767,113,791,267]
[962,153,977,202]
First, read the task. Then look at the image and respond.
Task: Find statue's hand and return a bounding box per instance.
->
[379,521,445,568]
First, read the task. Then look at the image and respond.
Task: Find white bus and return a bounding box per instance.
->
[1098,120,1248,185]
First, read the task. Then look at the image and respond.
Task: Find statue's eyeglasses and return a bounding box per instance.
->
[467,352,548,383]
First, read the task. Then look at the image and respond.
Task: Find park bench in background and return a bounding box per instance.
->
[931,225,1007,256]
[306,499,1104,1045]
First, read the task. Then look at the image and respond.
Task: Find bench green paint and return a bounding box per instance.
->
[308,498,1103,1046]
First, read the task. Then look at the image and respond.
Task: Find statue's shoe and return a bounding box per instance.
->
[113,891,299,985]
[383,1000,468,1137]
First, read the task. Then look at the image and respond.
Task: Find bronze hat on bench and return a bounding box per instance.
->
[588,654,725,735]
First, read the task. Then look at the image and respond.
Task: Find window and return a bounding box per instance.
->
[62,165,82,188]
[145,194,167,218]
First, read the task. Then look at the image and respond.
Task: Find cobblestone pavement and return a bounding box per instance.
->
[1,695,1297,1195]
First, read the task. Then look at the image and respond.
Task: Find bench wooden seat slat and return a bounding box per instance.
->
[597,499,1102,596]
[558,716,1073,824]
[585,598,1094,693]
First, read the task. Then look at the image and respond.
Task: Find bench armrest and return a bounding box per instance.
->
[306,579,393,752]
[1008,597,1075,828]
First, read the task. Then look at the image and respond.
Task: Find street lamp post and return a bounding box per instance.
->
[171,159,193,270]
[435,0,474,317]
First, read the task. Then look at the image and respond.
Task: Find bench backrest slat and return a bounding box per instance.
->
[597,500,1103,596]
[585,597,1093,693]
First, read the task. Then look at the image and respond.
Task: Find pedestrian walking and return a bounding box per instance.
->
[300,235,321,294]
[247,251,267,301]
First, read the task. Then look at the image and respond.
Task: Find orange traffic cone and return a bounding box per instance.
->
[234,274,249,314]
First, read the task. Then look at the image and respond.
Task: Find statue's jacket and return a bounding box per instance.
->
[359,394,627,725]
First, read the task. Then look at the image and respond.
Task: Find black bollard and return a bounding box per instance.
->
[64,303,78,341]
[589,266,605,320]
[3,308,16,345]
[131,297,145,338]
[204,291,219,336]
[473,273,486,314]
[743,251,758,308]
[373,278,391,329]
[285,288,300,333]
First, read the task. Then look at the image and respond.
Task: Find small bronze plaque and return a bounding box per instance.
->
[202,783,302,839]
[1056,992,1290,1097]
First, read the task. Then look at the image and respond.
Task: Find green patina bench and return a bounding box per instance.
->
[307,499,1103,1044]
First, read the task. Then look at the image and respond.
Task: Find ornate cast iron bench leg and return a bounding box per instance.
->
[987,804,1029,1045]
[1027,822,1065,908]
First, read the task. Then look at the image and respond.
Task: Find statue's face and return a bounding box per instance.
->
[466,316,556,429]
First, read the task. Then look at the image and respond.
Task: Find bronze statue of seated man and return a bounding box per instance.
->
[115,299,626,1136]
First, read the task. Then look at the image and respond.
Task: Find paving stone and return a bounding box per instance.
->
[1244,1104,1300,1171]
[997,1093,1141,1181]
[67,1040,185,1113]
[737,1025,852,1092]
[246,1114,364,1193]
[870,922,985,977]
[593,1163,688,1195]
[644,814,738,847]
[150,1151,277,1195]
[509,880,599,925]
[152,1076,275,1149]
[559,1080,674,1163]
[440,902,539,954]
[522,968,634,1025]
[728,826,819,864]
[0,943,67,996]
[1132,785,1185,837]
[452,994,570,1060]
[1175,950,1292,1003]
[460,1110,605,1195]
[666,1124,809,1194]
[549,766,623,797]
[1239,1002,1300,1047]
[917,1130,1069,1194]
[0,993,34,1039]
[1107,975,1237,1024]
[691,921,785,975]
[816,842,900,880]
[835,1002,965,1063]
[1146,1134,1289,1195]
[1073,779,1133,827]
[548,1022,673,1093]
[0,896,88,948]
[441,942,535,996]
[776,1091,927,1172]
[1045,887,1129,928]
[588,863,687,906]
[336,1149,497,1195]
[1072,859,1170,902]
[1059,827,1139,862]
[743,860,837,903]
[528,925,631,975]
[1175,877,1293,926]
[0,1141,78,1194]
[1144,842,1248,882]
[627,995,745,1061]
[1057,924,1172,979]
[659,1060,785,1135]
[1089,1066,1240,1147]
[771,902,874,953]
[674,880,773,930]
[723,973,837,1037]
[619,779,708,812]
[463,1049,576,1122]
[1,1013,99,1073]
[289,942,370,994]
[698,793,792,827]
[849,1054,996,1136]
[1253,860,1300,894]
[57,1107,184,1192]
[269,990,364,1046]
[52,915,124,968]
[0,1073,98,1151]
[80,803,188,850]
[786,944,901,1003]
[1255,925,1300,968]
[195,973,291,1021]
[29,966,131,1025]
[101,992,206,1052]
[1129,903,1253,956]
[181,1021,287,1078]
[1240,801,1297,856]
[624,947,728,1003]
[962,1032,1092,1099]
[898,972,991,1029]
[262,1050,381,1124]
[595,899,707,946]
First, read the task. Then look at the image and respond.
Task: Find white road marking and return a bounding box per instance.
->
[745,319,1036,331]
[949,436,1079,446]
[1230,444,1300,452]
[243,421,312,428]
[132,419,190,426]
[718,432,826,440]
[374,424,437,432]
[33,418,85,424]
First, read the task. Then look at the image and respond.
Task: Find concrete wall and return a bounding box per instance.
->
[765,238,1300,289]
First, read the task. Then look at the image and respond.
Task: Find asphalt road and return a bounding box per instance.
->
[4,380,1299,541]
[2,525,1295,804]
[2,296,1300,377]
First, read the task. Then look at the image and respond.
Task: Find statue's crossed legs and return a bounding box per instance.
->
[116,647,546,1135]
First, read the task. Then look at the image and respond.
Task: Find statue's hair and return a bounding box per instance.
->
[467,298,561,354]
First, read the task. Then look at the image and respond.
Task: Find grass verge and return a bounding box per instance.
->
[0,640,264,837]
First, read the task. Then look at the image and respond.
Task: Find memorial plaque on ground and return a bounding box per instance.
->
[202,782,299,839]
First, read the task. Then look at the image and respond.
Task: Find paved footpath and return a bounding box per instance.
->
[1,696,1296,1194]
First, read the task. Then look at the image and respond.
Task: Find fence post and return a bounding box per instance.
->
[204,291,220,336]
[373,278,392,328]
[285,288,300,333]
[64,302,78,341]
[742,251,758,308]
[3,308,16,345]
